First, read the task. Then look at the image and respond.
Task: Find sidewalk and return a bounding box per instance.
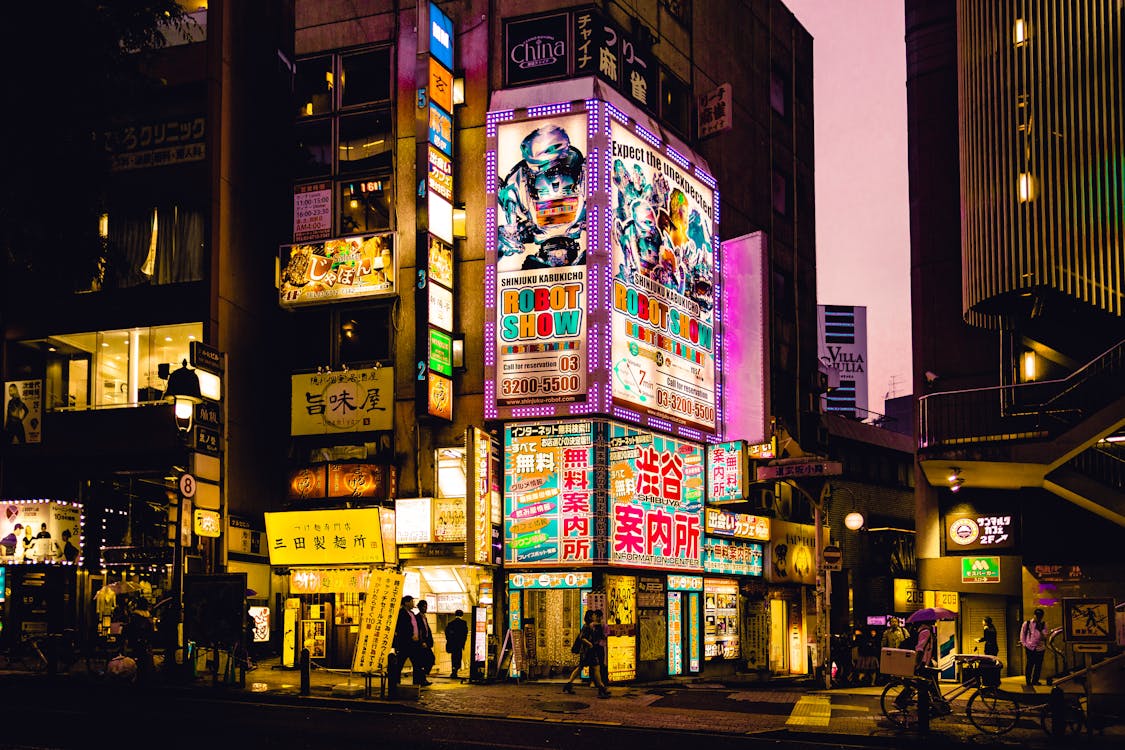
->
[199,657,1123,747]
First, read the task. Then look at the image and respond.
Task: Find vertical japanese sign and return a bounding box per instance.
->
[4,379,41,445]
[706,441,746,503]
[466,427,493,564]
[352,568,405,673]
[609,121,717,431]
[494,112,589,406]
[290,367,393,435]
[607,423,704,571]
[416,1,456,422]
[504,422,596,565]
[571,9,656,112]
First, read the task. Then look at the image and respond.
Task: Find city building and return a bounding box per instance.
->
[906,0,1124,679]
[818,304,869,420]
[0,1,293,650]
[2,0,824,684]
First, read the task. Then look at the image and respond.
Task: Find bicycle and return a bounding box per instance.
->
[0,633,49,672]
[881,654,1021,734]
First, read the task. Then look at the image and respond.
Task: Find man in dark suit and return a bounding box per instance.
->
[443,609,469,679]
[414,599,434,685]
[390,595,419,693]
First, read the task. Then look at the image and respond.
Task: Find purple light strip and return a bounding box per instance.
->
[613,406,643,423]
[606,103,629,125]
[678,426,704,441]
[666,146,690,171]
[695,167,717,190]
[485,381,497,418]
[526,102,574,118]
[648,416,675,433]
[634,123,661,149]
[511,405,561,418]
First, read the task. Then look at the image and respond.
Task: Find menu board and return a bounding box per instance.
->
[352,569,405,673]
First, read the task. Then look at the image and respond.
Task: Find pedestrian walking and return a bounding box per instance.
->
[562,610,610,698]
[854,628,880,686]
[881,616,908,649]
[391,595,421,691]
[415,599,435,685]
[1020,608,1047,686]
[443,609,468,679]
[978,616,999,656]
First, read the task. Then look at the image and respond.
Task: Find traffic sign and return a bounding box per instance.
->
[756,460,843,480]
[1063,597,1115,642]
[822,544,843,571]
[179,473,197,499]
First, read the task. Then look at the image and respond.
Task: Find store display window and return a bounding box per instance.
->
[703,578,739,660]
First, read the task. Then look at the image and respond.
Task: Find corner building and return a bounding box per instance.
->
[907,0,1124,682]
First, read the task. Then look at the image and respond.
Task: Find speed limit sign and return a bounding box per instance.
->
[179,473,197,499]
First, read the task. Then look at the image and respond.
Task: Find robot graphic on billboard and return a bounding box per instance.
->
[496,122,587,271]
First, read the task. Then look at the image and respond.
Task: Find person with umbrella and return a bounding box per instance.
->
[898,607,956,715]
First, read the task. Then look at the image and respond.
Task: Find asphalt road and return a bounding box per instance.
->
[0,675,894,750]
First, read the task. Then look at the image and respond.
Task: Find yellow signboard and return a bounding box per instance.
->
[352,568,405,673]
[265,508,384,566]
[429,58,453,113]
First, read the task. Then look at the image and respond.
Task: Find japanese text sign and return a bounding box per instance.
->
[505,422,596,565]
[353,568,405,673]
[608,423,704,571]
[265,508,384,566]
[290,367,393,435]
[706,442,746,503]
[279,233,396,307]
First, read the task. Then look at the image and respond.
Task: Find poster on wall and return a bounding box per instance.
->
[494,113,589,406]
[4,379,42,445]
[608,423,704,571]
[504,422,596,565]
[293,182,332,242]
[609,121,716,431]
[0,500,81,564]
[279,233,395,307]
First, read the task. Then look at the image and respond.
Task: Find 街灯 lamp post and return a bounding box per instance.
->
[163,360,202,673]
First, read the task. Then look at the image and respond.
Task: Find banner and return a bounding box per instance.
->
[0,500,81,564]
[291,367,393,435]
[4,379,42,445]
[265,508,384,566]
[608,423,704,571]
[504,422,596,565]
[279,233,395,307]
[609,122,716,430]
[352,568,405,673]
[495,113,589,406]
[766,520,824,585]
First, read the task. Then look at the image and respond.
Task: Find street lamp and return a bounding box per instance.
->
[164,359,202,432]
[161,359,200,677]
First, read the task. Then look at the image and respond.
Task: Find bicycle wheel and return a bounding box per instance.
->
[1039,700,1085,736]
[967,689,1020,734]
[881,679,918,728]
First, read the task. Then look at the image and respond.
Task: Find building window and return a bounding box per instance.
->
[12,323,202,411]
[772,170,788,215]
[293,48,395,241]
[770,69,787,116]
[659,66,692,139]
[337,306,393,367]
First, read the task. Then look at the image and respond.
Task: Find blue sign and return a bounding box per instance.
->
[429,103,453,156]
[0,566,6,602]
[429,2,454,71]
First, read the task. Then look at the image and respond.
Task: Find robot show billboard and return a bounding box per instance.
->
[495,113,589,406]
[610,122,716,431]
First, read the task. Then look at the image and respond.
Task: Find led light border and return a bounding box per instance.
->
[485,98,722,441]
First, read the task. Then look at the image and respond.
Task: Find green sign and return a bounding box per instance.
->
[428,328,453,377]
[961,556,1000,583]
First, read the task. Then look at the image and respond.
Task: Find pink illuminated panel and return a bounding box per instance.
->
[607,422,704,571]
[718,233,769,445]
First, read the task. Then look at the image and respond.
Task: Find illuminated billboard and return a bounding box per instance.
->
[503,422,596,565]
[485,98,720,439]
[608,423,703,571]
[0,500,82,565]
[706,441,746,503]
[279,233,395,307]
[494,112,589,406]
[609,122,716,431]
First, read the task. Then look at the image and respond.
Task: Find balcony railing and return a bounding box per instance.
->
[1068,444,1125,491]
[919,339,1125,448]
